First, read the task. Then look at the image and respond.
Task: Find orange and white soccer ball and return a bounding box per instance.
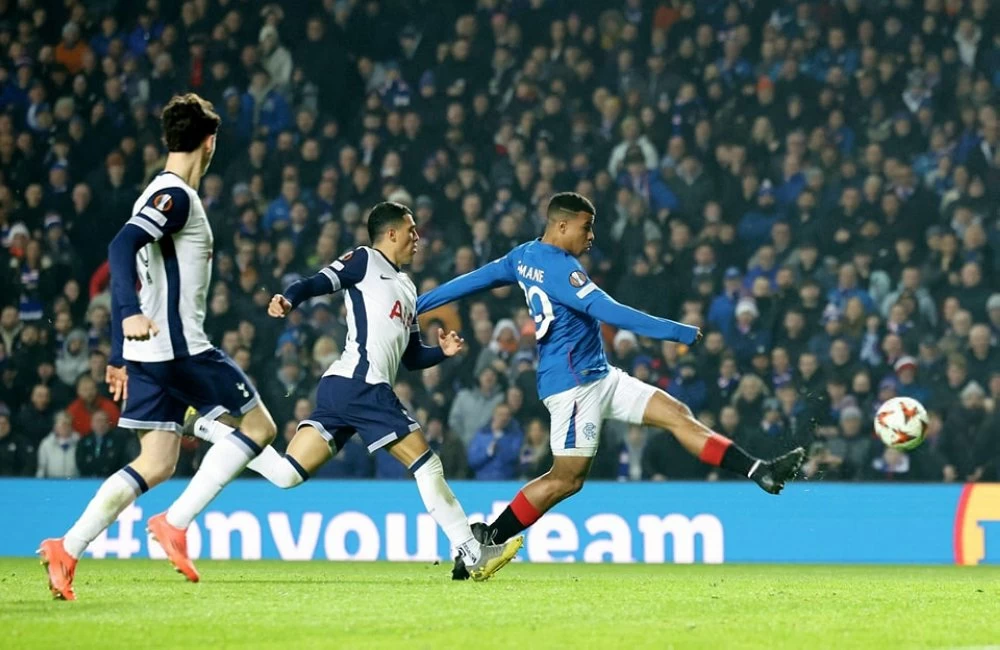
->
[874,396,928,451]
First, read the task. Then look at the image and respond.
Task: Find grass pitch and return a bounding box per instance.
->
[1,559,998,649]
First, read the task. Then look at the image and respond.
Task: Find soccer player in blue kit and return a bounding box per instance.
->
[416,192,806,579]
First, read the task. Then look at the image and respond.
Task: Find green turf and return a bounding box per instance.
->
[2,559,998,649]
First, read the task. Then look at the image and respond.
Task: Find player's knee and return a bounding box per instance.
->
[243,412,277,447]
[552,473,585,499]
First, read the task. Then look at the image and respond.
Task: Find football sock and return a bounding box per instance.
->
[166,431,261,529]
[192,416,230,444]
[192,417,294,483]
[489,491,541,543]
[409,450,481,566]
[699,433,757,477]
[64,466,148,559]
[249,445,308,488]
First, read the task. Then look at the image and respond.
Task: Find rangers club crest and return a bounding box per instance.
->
[569,270,588,287]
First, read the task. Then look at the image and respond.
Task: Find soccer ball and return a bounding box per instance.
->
[874,396,928,451]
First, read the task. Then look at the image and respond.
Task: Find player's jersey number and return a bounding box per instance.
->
[518,282,554,340]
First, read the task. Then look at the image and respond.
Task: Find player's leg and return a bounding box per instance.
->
[38,356,183,600]
[485,381,605,546]
[189,375,350,487]
[386,429,523,581]
[148,351,277,580]
[218,418,336,487]
[40,358,186,598]
[40,427,181,600]
[628,372,805,494]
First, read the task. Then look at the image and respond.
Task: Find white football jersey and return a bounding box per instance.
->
[123,171,214,362]
[320,247,418,385]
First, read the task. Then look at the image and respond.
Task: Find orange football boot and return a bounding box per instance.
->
[37,538,77,601]
[147,513,200,583]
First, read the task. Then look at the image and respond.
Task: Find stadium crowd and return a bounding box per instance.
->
[0,0,998,484]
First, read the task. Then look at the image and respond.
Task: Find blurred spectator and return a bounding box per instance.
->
[66,375,120,436]
[449,367,504,446]
[467,403,522,481]
[519,417,551,480]
[75,410,135,478]
[35,411,80,479]
[941,382,997,482]
[0,411,36,476]
[617,425,648,482]
[425,417,467,480]
[15,385,55,445]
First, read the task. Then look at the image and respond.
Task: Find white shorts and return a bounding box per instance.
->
[543,367,657,457]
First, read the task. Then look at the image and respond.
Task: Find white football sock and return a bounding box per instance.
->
[64,467,146,558]
[165,432,259,529]
[195,416,304,488]
[248,445,307,488]
[410,451,481,566]
[192,416,231,444]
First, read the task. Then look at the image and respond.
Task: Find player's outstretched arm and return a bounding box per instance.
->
[415,256,515,314]
[401,329,464,371]
[270,249,369,317]
[269,272,334,317]
[583,287,701,344]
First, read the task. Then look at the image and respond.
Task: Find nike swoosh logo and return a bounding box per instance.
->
[380,274,393,280]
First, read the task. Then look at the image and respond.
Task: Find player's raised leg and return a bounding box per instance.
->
[39,428,180,600]
[639,389,805,494]
[183,409,313,488]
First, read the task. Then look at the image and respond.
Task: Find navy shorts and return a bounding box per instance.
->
[299,376,420,454]
[119,348,260,434]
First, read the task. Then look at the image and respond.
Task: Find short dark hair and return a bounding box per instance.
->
[366,201,412,243]
[546,192,595,222]
[161,93,221,153]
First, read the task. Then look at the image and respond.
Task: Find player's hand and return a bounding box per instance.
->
[268,294,292,318]
[106,365,128,402]
[438,330,464,357]
[123,314,159,341]
[691,328,703,345]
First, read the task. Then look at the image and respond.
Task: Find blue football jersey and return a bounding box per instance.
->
[417,240,698,400]
[505,241,610,397]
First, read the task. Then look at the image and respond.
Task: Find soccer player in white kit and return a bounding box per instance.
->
[38,94,278,599]
[187,202,523,580]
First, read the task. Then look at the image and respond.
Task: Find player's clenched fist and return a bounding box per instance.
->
[268,294,292,318]
[122,314,159,340]
[438,330,464,356]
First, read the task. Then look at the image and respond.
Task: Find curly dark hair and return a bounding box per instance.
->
[161,93,221,153]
